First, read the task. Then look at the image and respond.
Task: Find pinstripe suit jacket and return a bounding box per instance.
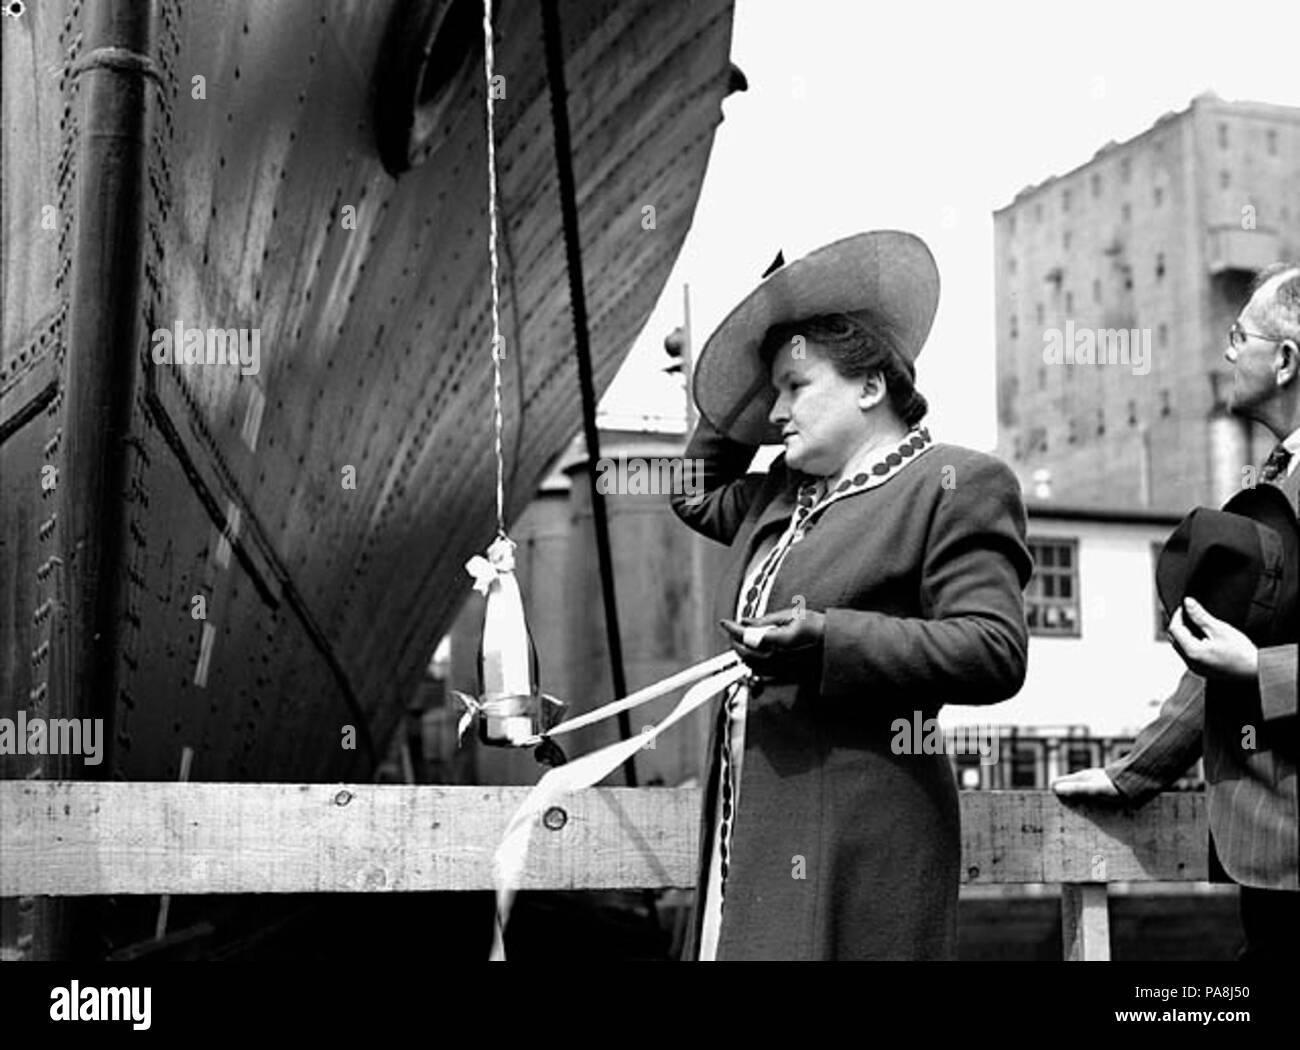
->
[1105,464,1299,891]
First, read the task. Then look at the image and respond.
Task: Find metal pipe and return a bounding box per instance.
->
[50,0,153,960]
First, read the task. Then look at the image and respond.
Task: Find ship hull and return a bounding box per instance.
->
[1,0,735,958]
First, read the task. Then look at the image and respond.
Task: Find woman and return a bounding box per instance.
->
[671,231,1033,961]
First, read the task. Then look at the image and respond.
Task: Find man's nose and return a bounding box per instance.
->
[768,396,788,425]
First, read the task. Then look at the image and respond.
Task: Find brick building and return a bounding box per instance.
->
[994,93,1300,512]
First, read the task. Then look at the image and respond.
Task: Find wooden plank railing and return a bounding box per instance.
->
[0,783,1207,960]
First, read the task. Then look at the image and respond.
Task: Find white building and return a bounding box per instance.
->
[943,502,1188,739]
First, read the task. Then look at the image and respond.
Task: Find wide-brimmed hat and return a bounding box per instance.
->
[1156,483,1298,646]
[692,231,940,445]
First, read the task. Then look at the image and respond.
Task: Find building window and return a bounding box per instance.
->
[1066,741,1101,773]
[1010,315,1019,339]
[1121,202,1131,222]
[1267,129,1278,156]
[1095,408,1105,436]
[1218,123,1229,149]
[1026,537,1081,637]
[1037,366,1046,391]
[1156,252,1166,279]
[1009,256,1018,275]
[1220,170,1231,190]
[1120,157,1131,183]
[1010,741,1043,788]
[1153,185,1164,207]
[1065,290,1074,312]
[1062,188,1072,213]
[1035,203,1043,223]
[1036,303,1045,325]
[1063,230,1072,250]
[1091,173,1102,198]
[1158,323,1168,348]
[1160,388,1171,417]
[1092,278,1102,303]
[1127,399,1138,425]
[1152,541,1171,641]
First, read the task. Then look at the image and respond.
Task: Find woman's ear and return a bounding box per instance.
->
[857,371,887,410]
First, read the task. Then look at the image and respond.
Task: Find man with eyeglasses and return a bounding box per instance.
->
[1054,262,1299,962]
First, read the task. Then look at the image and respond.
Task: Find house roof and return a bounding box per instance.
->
[1025,501,1183,526]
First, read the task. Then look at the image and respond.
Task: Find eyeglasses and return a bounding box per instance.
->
[1227,320,1284,350]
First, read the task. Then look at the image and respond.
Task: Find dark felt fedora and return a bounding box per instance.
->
[692,231,940,446]
[1156,483,1299,646]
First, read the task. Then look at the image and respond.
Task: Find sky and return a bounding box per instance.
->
[599,0,1298,450]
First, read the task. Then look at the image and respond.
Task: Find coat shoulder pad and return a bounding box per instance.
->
[924,444,1020,487]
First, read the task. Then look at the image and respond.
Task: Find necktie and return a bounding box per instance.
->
[1260,444,1293,483]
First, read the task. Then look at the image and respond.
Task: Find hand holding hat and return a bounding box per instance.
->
[1167,597,1259,683]
[1155,482,1298,684]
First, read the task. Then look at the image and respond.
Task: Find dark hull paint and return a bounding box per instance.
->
[1,0,735,958]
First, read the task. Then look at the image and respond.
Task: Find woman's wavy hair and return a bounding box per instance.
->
[757,308,928,427]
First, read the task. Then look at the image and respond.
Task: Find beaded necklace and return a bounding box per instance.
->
[738,426,934,620]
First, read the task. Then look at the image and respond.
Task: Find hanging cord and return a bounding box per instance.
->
[540,0,639,786]
[483,0,506,538]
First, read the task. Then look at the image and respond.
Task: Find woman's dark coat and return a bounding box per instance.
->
[671,420,1033,960]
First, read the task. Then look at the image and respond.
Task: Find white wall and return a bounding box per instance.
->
[943,515,1187,737]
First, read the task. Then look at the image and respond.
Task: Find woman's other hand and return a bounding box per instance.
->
[720,607,826,681]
